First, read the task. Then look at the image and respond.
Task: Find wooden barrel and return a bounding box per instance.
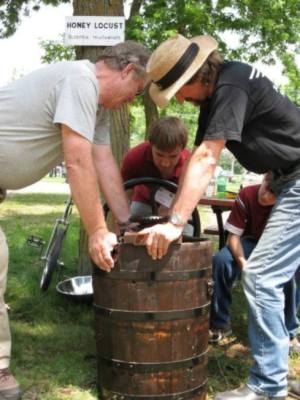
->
[93,238,213,399]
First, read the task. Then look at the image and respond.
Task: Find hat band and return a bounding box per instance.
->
[154,42,199,90]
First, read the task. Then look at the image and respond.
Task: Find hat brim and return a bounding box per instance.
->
[149,35,218,108]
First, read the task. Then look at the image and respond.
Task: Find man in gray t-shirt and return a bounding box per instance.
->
[0,40,149,399]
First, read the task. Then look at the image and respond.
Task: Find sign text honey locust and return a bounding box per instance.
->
[64,16,125,46]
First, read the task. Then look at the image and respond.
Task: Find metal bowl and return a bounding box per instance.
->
[56,275,93,303]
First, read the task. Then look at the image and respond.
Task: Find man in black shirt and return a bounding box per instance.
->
[138,34,300,400]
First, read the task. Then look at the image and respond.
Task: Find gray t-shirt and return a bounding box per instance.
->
[0,60,110,189]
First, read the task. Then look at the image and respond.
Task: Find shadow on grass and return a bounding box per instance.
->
[207,282,250,396]
[6,193,70,206]
[10,269,98,399]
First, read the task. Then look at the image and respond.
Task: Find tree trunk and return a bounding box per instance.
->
[128,0,159,136]
[73,0,129,275]
[143,89,159,138]
[129,0,143,18]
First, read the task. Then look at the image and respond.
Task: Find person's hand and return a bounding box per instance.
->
[133,222,183,260]
[238,257,247,270]
[88,228,118,272]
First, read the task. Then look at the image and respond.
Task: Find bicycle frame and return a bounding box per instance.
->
[41,196,73,262]
[39,196,73,291]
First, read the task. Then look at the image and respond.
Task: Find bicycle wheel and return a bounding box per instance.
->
[104,177,201,237]
[40,228,66,291]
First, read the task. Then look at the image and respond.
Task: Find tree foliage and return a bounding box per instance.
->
[0,0,71,38]
[40,36,75,63]
[126,0,299,98]
[2,0,299,98]
[126,0,299,61]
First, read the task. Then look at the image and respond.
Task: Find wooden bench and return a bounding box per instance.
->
[203,225,219,236]
[199,197,234,249]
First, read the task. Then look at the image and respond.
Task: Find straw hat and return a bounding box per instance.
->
[147,34,218,108]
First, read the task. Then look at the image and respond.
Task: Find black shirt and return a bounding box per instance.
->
[194,61,300,174]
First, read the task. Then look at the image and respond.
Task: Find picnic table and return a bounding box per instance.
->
[199,196,235,249]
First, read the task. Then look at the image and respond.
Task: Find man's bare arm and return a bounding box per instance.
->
[171,139,226,222]
[61,124,117,271]
[136,139,226,259]
[62,125,107,234]
[227,233,247,269]
[92,144,131,224]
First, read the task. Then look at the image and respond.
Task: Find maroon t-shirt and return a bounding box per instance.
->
[121,141,190,203]
[224,184,273,241]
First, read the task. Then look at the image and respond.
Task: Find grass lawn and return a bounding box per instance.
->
[1,191,299,399]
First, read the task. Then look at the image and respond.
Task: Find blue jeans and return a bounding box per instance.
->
[243,179,300,397]
[210,238,256,329]
[210,239,299,334]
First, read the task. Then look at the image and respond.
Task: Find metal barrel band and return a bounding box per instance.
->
[93,267,211,281]
[98,380,207,399]
[93,303,210,321]
[98,350,207,373]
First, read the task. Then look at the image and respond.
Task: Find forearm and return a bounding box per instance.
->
[67,161,107,235]
[172,159,213,221]
[62,126,108,236]
[93,145,131,223]
[171,140,225,223]
[227,234,246,269]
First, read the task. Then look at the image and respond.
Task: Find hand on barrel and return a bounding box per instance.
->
[89,228,118,272]
[134,222,183,260]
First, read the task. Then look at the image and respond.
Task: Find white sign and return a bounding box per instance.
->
[154,187,175,208]
[64,16,125,46]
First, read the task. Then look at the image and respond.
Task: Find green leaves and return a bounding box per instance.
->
[2,0,298,99]
[125,0,299,97]
[0,0,71,38]
[40,37,75,64]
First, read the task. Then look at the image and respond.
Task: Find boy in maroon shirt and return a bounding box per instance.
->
[121,116,190,219]
[210,175,300,352]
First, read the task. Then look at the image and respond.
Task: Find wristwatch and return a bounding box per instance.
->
[169,212,185,227]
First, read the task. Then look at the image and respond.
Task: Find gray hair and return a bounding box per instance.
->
[97,40,150,78]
